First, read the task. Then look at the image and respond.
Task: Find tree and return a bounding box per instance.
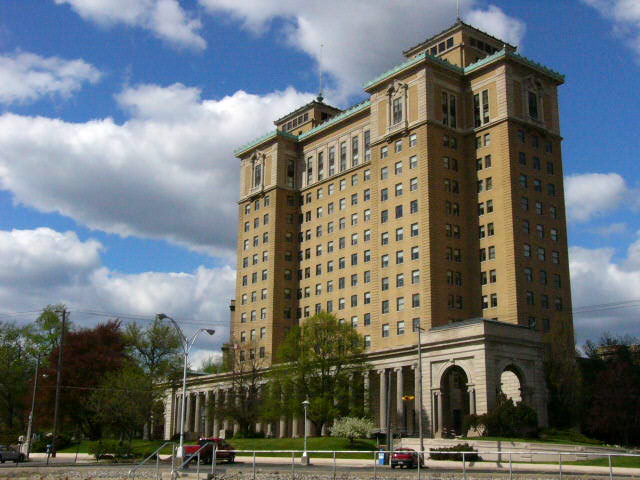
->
[0,322,34,430]
[544,318,580,428]
[210,342,266,437]
[89,363,154,442]
[581,334,640,446]
[330,417,376,445]
[27,305,71,363]
[264,312,369,435]
[201,355,226,374]
[465,394,538,438]
[39,320,127,439]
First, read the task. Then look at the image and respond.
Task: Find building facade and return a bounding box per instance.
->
[164,20,572,440]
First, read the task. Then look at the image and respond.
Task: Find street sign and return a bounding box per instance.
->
[402,395,415,401]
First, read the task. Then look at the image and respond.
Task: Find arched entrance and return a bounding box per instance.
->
[499,365,525,403]
[440,365,470,436]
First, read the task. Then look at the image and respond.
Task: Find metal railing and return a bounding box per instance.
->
[199,448,640,480]
[127,441,176,480]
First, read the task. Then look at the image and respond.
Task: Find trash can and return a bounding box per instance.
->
[378,447,388,465]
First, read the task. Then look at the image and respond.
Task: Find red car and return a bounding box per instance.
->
[183,438,235,464]
[391,448,424,469]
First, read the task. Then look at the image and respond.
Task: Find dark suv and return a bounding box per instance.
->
[0,445,25,463]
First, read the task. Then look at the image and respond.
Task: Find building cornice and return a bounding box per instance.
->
[234,129,298,158]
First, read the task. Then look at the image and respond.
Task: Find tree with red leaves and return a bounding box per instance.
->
[39,320,127,440]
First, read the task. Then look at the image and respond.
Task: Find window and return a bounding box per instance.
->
[381,277,389,291]
[410,133,417,147]
[411,269,420,284]
[521,196,529,211]
[552,251,560,264]
[412,293,420,308]
[381,166,388,179]
[352,136,359,166]
[381,232,389,245]
[528,91,539,120]
[540,270,548,285]
[396,273,404,287]
[381,254,389,267]
[490,293,498,307]
[488,246,495,260]
[392,97,403,124]
[396,250,404,264]
[548,183,556,196]
[364,270,371,283]
[397,297,405,311]
[396,227,404,241]
[520,174,528,189]
[395,205,403,218]
[382,323,390,337]
[474,89,490,127]
[442,91,457,128]
[524,267,533,282]
[519,152,527,165]
[526,291,535,305]
[523,244,531,257]
[533,156,541,170]
[381,188,388,202]
[364,130,371,162]
[381,210,388,223]
[410,177,418,191]
[381,146,388,159]
[534,179,542,192]
[410,200,418,213]
[397,321,405,335]
[490,269,497,283]
[382,300,390,314]
[411,246,419,260]
[395,161,403,175]
[486,199,493,213]
[395,139,403,153]
[538,246,546,261]
[410,155,418,169]
[395,183,403,197]
[340,142,347,171]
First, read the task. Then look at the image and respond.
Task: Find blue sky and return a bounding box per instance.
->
[0,0,638,364]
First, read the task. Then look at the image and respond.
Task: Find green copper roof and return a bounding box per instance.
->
[298,100,371,141]
[463,48,564,83]
[363,53,427,90]
[234,129,298,157]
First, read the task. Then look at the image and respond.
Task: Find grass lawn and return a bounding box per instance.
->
[463,429,605,447]
[567,457,640,469]
[58,437,379,459]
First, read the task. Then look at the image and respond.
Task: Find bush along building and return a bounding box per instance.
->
[163,19,573,440]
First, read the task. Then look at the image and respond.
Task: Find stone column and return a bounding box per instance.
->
[222,389,230,435]
[266,422,273,438]
[379,369,387,430]
[164,393,174,440]
[279,416,287,438]
[292,416,299,438]
[232,388,240,436]
[174,394,181,434]
[469,387,476,415]
[204,391,211,437]
[212,390,220,437]
[395,367,404,433]
[436,391,443,437]
[363,371,370,412]
[194,392,201,435]
[185,392,193,433]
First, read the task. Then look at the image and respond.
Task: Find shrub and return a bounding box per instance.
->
[430,443,480,462]
[88,440,133,461]
[465,394,538,438]
[31,434,73,453]
[330,417,376,445]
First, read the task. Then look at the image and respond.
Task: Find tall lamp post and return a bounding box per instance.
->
[301,399,310,465]
[157,313,215,458]
[24,354,40,459]
[415,323,425,455]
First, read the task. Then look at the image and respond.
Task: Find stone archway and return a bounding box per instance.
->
[499,366,524,403]
[439,365,470,436]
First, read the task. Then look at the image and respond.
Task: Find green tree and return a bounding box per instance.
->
[89,364,154,442]
[0,322,34,430]
[123,317,182,439]
[264,312,369,435]
[330,417,376,445]
[201,355,226,374]
[27,305,71,363]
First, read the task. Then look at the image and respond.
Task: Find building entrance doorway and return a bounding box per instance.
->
[440,366,470,436]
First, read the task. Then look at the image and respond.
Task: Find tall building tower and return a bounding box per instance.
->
[164,19,574,440]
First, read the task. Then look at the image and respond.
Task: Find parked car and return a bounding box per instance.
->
[391,448,424,469]
[0,445,25,463]
[183,438,235,464]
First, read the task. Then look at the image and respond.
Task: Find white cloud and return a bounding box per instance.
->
[570,237,640,345]
[582,0,640,58]
[0,51,101,105]
[593,222,628,236]
[198,0,526,99]
[0,84,312,256]
[0,227,235,355]
[54,0,206,50]
[565,173,629,222]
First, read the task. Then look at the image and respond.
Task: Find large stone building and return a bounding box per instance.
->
[163,20,573,440]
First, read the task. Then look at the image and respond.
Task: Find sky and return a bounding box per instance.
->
[0,0,638,366]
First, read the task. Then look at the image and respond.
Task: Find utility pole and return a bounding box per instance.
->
[24,354,40,459]
[51,308,67,459]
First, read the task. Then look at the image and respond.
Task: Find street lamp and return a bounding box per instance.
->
[415,322,425,455]
[157,313,215,458]
[24,354,40,459]
[301,399,310,465]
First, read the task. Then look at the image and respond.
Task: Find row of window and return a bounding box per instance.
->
[517,129,554,153]
[522,221,560,241]
[240,269,268,286]
[299,169,372,205]
[243,195,270,216]
[240,289,268,305]
[524,268,563,287]
[519,174,557,196]
[526,292,564,310]
[242,232,269,250]
[381,201,419,222]
[243,213,269,232]
[304,133,372,185]
[521,197,558,218]
[523,244,562,263]
[519,152,555,174]
[241,251,268,267]
[238,347,266,361]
